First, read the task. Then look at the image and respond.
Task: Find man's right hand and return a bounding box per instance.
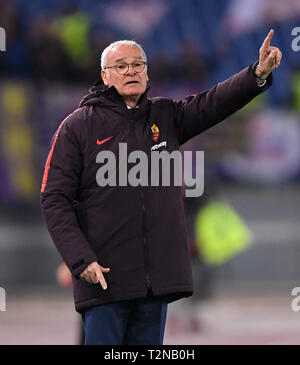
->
[79,261,110,290]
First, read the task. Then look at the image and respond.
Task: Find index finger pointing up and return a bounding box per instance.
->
[262,29,274,50]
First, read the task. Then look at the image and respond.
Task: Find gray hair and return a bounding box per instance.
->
[101,40,147,70]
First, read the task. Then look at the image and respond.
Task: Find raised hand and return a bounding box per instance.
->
[255,29,282,79]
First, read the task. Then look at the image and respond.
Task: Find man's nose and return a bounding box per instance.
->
[126,64,136,75]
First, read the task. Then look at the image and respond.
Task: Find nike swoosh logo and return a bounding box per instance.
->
[97,136,113,145]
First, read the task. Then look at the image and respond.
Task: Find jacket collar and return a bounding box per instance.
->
[79,83,151,110]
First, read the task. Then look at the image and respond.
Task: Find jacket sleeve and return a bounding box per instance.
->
[40,112,98,279]
[174,62,273,145]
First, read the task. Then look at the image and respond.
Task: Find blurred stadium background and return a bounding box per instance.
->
[1,0,300,345]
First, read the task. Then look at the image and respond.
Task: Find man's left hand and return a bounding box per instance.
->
[255,29,282,80]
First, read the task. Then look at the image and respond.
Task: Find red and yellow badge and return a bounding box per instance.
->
[151,123,160,142]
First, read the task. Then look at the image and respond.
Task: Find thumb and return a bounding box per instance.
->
[101,267,110,272]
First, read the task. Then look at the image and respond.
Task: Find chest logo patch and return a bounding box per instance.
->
[151,123,160,142]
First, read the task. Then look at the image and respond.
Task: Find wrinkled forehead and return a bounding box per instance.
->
[106,45,145,65]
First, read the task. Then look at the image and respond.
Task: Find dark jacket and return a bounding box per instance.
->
[40,62,272,313]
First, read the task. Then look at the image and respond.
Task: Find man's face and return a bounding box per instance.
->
[101,44,149,100]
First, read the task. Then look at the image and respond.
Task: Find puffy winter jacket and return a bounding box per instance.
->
[40,62,272,313]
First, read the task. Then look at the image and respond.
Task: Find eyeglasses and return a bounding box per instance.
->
[104,61,147,75]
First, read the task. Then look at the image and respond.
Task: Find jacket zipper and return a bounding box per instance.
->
[141,190,151,291]
[127,109,152,293]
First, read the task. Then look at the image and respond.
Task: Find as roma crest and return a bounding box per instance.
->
[151,123,159,142]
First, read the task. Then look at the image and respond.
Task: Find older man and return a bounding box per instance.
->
[40,31,281,345]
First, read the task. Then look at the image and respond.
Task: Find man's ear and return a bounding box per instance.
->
[101,69,109,86]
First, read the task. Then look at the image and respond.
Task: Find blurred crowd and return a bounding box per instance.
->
[0,0,209,85]
[0,0,299,97]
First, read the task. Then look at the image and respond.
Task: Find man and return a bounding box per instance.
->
[40,30,281,345]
